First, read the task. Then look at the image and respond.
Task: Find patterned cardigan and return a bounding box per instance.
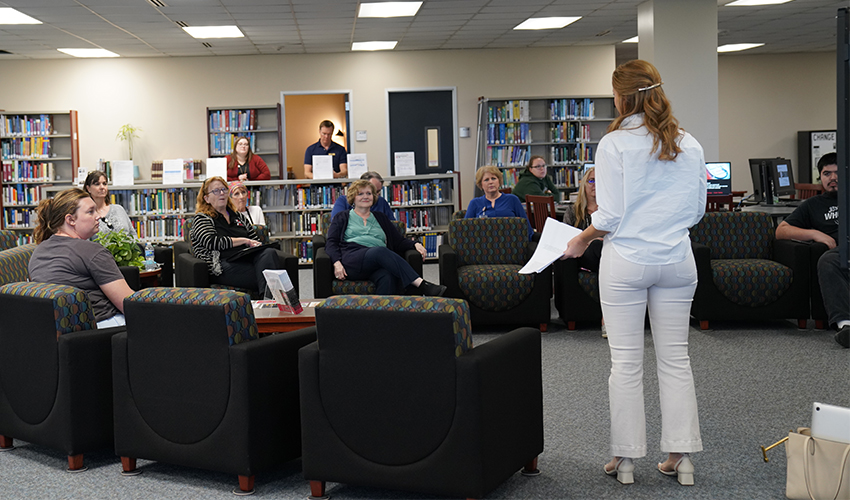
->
[190,210,258,276]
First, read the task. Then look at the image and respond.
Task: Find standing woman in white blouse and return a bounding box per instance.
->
[563,59,707,486]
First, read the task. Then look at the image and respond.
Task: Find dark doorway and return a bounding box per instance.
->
[388,89,456,175]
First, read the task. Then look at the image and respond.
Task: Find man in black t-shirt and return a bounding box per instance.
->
[776,152,848,347]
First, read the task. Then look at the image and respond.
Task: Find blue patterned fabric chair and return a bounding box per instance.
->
[312,218,419,298]
[174,220,299,298]
[0,230,18,251]
[300,295,543,499]
[439,217,551,331]
[0,243,35,286]
[0,282,122,471]
[113,287,315,494]
[689,211,810,329]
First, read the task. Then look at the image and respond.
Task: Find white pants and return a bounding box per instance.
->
[599,246,703,458]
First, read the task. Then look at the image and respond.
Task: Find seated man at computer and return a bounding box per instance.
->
[304,120,348,179]
[775,152,848,348]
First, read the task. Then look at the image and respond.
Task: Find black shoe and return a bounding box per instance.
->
[835,325,850,348]
[418,280,447,297]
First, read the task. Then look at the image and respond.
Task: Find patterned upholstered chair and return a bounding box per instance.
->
[312,218,420,298]
[0,243,35,286]
[300,295,543,499]
[689,211,810,330]
[0,282,122,471]
[439,218,551,331]
[174,220,299,298]
[554,257,602,330]
[113,288,315,494]
[0,229,18,251]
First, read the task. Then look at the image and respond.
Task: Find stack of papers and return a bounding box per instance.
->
[519,217,582,274]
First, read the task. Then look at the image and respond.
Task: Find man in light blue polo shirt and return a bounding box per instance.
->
[304,120,348,179]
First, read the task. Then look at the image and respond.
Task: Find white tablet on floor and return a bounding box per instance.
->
[811,402,850,444]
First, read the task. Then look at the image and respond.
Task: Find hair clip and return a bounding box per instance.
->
[638,82,663,92]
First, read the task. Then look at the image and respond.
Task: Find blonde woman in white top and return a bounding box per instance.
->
[563,59,707,486]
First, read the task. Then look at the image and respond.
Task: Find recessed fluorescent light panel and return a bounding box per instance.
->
[182,26,244,39]
[725,0,793,6]
[623,36,639,43]
[717,43,764,52]
[0,8,42,24]
[58,48,119,58]
[352,41,398,51]
[514,17,581,30]
[358,2,422,18]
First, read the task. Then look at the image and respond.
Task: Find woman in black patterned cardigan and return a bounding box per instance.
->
[190,176,282,295]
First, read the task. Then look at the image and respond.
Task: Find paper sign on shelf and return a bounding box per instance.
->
[206,157,227,180]
[162,159,184,184]
[312,155,333,179]
[394,152,416,176]
[112,160,134,186]
[347,153,368,179]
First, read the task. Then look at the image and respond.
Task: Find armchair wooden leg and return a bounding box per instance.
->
[539,323,548,333]
[521,456,540,476]
[797,319,808,329]
[0,435,13,450]
[815,320,826,330]
[120,456,142,476]
[67,454,87,473]
[699,320,709,330]
[567,321,576,330]
[309,480,328,499]
[234,475,255,496]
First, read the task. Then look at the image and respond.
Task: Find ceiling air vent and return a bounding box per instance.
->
[595,29,612,37]
[175,21,189,28]
[202,42,212,48]
[147,0,167,7]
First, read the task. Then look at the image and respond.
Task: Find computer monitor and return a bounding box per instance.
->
[706,162,732,196]
[770,158,796,197]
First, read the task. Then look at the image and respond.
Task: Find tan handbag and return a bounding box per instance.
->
[785,427,850,500]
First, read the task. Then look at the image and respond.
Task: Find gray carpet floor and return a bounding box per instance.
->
[0,265,846,499]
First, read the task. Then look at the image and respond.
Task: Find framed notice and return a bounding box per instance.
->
[162,159,184,184]
[206,157,227,180]
[112,160,134,186]
[347,153,368,179]
[394,152,416,176]
[312,155,333,180]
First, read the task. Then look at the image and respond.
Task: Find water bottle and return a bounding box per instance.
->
[144,242,155,271]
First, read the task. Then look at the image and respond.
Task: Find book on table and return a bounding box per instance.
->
[262,269,302,314]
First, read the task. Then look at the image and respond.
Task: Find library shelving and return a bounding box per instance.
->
[0,111,79,244]
[475,97,615,200]
[206,105,284,179]
[43,173,459,264]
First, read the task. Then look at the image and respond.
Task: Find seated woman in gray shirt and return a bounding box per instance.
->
[84,170,135,237]
[28,188,135,328]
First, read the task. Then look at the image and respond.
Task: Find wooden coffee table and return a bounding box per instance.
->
[252,299,323,334]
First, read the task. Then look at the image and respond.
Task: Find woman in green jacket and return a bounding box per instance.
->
[511,155,559,201]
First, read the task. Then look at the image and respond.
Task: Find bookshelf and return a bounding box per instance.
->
[475,97,616,200]
[43,173,460,263]
[206,105,284,179]
[0,111,79,243]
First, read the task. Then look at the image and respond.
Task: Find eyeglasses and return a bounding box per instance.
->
[208,188,228,196]
[530,165,547,170]
[587,179,596,184]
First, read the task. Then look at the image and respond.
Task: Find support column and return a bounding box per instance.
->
[637,0,719,160]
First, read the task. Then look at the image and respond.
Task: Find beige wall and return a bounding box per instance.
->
[283,93,347,179]
[0,47,837,204]
[0,46,616,204]
[718,51,836,193]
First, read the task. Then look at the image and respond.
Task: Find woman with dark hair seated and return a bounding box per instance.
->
[512,155,558,202]
[83,169,134,236]
[326,179,445,296]
[28,188,135,328]
[190,176,282,295]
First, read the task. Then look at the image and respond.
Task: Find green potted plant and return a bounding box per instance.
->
[116,123,141,161]
[94,229,145,269]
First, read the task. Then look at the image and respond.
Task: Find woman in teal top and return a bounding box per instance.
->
[325,180,445,296]
[512,155,559,202]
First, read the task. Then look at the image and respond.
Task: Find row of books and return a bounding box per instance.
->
[3,207,36,228]
[264,211,324,236]
[293,185,346,209]
[1,137,52,159]
[110,188,198,215]
[12,233,32,245]
[550,99,595,120]
[551,143,594,164]
[0,114,53,137]
[1,160,55,182]
[486,145,530,167]
[550,123,592,143]
[210,133,256,156]
[418,232,443,258]
[209,109,258,133]
[486,123,531,145]
[3,185,44,206]
[384,179,452,206]
[488,100,530,123]
[150,160,203,182]
[130,217,188,242]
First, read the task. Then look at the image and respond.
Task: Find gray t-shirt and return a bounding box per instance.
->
[29,236,125,321]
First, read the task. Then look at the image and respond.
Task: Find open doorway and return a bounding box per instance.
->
[281,91,351,179]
